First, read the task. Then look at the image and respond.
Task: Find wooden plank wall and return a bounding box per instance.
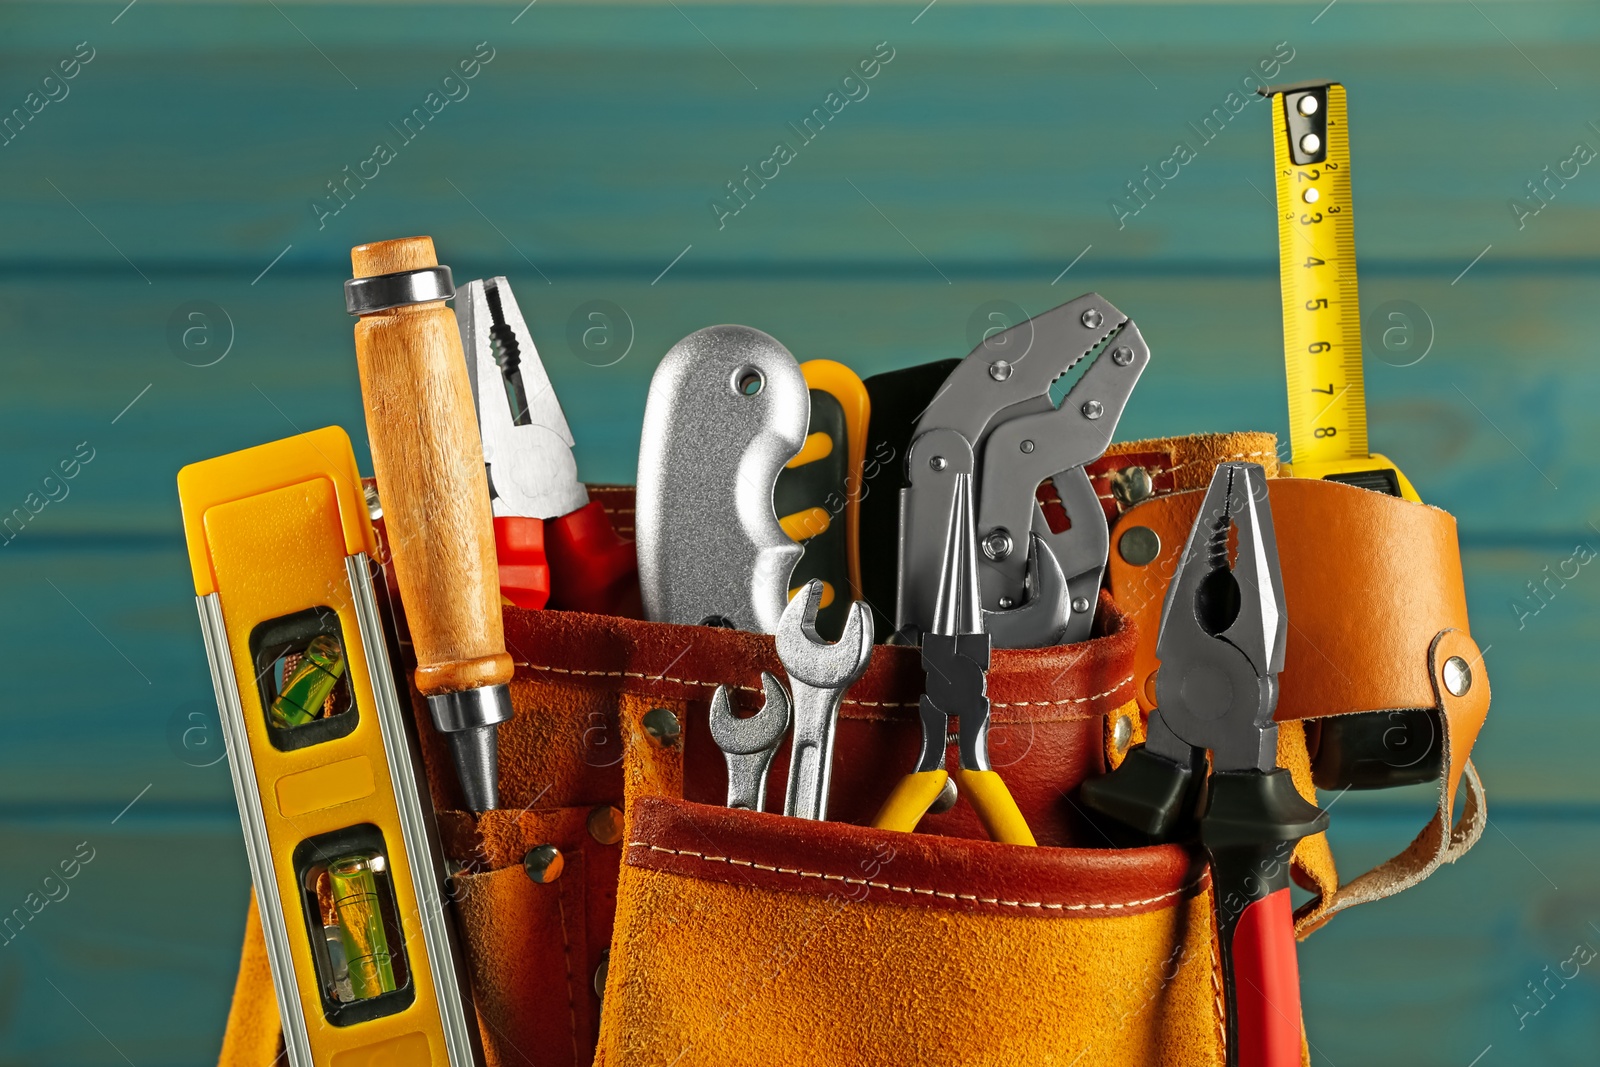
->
[1,2,1596,1063]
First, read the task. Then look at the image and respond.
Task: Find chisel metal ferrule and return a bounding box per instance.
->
[426,684,514,811]
[427,684,513,732]
[344,265,456,316]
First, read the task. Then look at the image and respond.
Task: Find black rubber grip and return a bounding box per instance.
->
[858,359,961,640]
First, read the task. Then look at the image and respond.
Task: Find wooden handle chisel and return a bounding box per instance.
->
[347,235,513,811]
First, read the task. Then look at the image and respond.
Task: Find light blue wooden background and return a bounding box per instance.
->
[1,2,1596,1063]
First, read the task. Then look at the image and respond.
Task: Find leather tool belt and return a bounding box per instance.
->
[216,434,1488,1066]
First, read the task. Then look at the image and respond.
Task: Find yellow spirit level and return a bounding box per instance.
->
[179,426,483,1067]
[1266,79,1421,502]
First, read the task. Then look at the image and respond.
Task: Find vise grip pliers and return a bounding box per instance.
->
[896,292,1148,648]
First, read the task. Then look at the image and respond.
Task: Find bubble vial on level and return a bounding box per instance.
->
[269,634,348,728]
[322,852,399,1003]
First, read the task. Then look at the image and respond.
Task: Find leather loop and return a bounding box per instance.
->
[1293,630,1490,937]
[1107,477,1473,723]
[1105,472,1489,938]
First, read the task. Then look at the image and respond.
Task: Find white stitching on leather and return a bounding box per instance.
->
[627,842,1203,912]
[512,663,1134,712]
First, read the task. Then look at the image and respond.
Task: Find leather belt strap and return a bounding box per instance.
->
[1096,433,1489,937]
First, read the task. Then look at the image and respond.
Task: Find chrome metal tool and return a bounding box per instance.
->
[457,277,638,615]
[709,673,791,812]
[459,277,585,523]
[874,464,1034,845]
[776,579,874,821]
[897,293,1149,646]
[636,325,810,633]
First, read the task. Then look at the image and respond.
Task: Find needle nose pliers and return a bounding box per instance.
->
[873,438,1036,847]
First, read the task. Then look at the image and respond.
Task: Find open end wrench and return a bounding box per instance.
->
[777,579,874,821]
[709,672,791,812]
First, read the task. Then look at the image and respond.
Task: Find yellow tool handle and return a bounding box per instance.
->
[953,769,1036,847]
[782,359,870,597]
[872,768,1036,847]
[1270,82,1422,503]
[872,770,949,834]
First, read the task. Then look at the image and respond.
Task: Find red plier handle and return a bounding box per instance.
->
[1204,769,1324,1067]
[494,500,638,616]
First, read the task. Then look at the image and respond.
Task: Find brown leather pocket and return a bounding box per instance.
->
[596,797,1224,1067]
[439,805,620,1066]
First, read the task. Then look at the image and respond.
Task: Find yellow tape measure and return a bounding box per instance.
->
[1268,80,1420,502]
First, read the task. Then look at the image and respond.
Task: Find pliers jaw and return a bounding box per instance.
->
[914,469,994,775]
[1149,462,1286,774]
[457,276,587,521]
[877,462,1034,846]
[917,632,993,774]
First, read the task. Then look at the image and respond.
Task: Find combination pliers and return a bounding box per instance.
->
[1081,462,1328,1067]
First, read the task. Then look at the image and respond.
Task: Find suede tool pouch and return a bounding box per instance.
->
[596,797,1226,1067]
[595,686,1247,1067]
[436,592,1146,1067]
[216,497,1149,1067]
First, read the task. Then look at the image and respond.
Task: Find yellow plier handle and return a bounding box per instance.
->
[873,768,1036,847]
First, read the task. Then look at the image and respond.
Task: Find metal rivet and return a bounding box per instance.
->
[997,596,1015,610]
[929,456,947,471]
[1442,656,1472,698]
[1081,400,1104,420]
[1297,94,1319,116]
[988,360,1012,382]
[928,776,959,815]
[1019,439,1035,454]
[363,483,383,521]
[641,707,681,748]
[1118,525,1161,566]
[522,844,564,884]
[587,805,624,845]
[734,368,764,396]
[1081,308,1103,329]
[1303,188,1320,204]
[593,948,610,999]
[1110,465,1154,509]
[1300,132,1322,155]
[1111,345,1134,366]
[1071,596,1091,615]
[1112,713,1133,755]
[981,528,1013,562]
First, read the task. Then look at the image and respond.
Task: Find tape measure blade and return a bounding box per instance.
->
[1274,82,1368,465]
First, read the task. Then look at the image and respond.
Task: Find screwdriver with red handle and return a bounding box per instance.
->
[456,277,638,616]
[1080,462,1327,1067]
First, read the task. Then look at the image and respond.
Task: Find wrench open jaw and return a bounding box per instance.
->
[897,295,1149,647]
[776,579,874,822]
[709,672,791,812]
